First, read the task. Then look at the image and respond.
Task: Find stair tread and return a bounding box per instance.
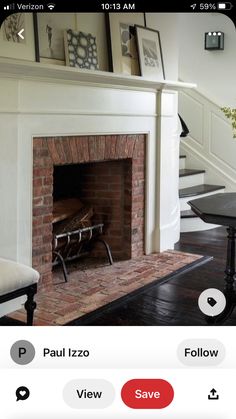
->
[179,184,225,198]
[179,168,205,177]
[181,209,198,219]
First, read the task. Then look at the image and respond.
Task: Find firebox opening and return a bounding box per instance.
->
[32,134,145,284]
[53,159,132,261]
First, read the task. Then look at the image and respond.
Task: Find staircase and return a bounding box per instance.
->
[179,155,225,232]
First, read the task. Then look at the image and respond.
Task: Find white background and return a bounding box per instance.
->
[0,326,234,418]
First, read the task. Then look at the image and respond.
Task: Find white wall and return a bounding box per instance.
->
[178,13,236,107]
[145,13,179,81]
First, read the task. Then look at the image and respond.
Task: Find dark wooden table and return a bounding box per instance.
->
[188,193,236,323]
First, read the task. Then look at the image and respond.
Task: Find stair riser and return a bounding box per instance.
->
[179,158,186,170]
[179,173,205,189]
[180,188,225,211]
[180,218,220,233]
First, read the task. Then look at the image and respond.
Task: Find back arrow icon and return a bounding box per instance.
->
[18,29,25,40]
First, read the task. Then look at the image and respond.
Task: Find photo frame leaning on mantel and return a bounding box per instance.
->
[0,13,36,61]
[35,13,77,65]
[106,13,145,76]
[64,29,99,70]
[135,25,165,81]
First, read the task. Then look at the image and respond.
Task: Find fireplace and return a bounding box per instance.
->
[0,65,186,307]
[33,134,145,285]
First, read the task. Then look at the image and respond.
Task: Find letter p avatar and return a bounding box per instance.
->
[10,340,35,365]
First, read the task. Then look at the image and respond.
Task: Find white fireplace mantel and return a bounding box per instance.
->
[0,57,196,267]
[0,57,196,92]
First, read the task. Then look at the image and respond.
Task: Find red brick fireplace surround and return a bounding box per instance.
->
[33,134,145,286]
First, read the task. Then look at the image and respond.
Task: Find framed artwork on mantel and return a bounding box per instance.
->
[135,25,165,81]
[107,13,145,76]
[64,29,99,70]
[36,13,77,65]
[0,13,36,61]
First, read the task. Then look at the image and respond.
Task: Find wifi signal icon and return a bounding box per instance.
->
[47,3,55,10]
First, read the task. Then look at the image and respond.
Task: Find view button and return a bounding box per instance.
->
[63,379,115,409]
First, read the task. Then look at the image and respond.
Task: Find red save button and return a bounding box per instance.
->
[121,379,174,409]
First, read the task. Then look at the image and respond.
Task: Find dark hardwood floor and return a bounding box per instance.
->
[76,226,236,326]
[1,227,236,326]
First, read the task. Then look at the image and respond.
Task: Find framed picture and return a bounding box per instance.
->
[76,13,109,71]
[107,13,145,76]
[64,29,99,70]
[135,25,165,81]
[0,13,36,61]
[36,13,77,65]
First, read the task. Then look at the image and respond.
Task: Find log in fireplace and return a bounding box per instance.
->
[52,198,113,282]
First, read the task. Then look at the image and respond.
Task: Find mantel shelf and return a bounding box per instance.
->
[0,57,196,91]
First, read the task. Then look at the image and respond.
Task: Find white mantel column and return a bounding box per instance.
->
[154,89,180,251]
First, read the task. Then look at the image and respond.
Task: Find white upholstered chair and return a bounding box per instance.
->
[0,258,39,325]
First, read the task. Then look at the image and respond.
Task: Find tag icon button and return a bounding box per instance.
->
[207,297,217,307]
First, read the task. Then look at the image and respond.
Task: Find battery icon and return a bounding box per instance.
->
[217,2,233,9]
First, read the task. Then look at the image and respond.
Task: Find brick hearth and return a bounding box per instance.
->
[8,251,202,326]
[33,134,145,286]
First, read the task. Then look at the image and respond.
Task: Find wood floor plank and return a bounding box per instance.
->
[78,226,236,326]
